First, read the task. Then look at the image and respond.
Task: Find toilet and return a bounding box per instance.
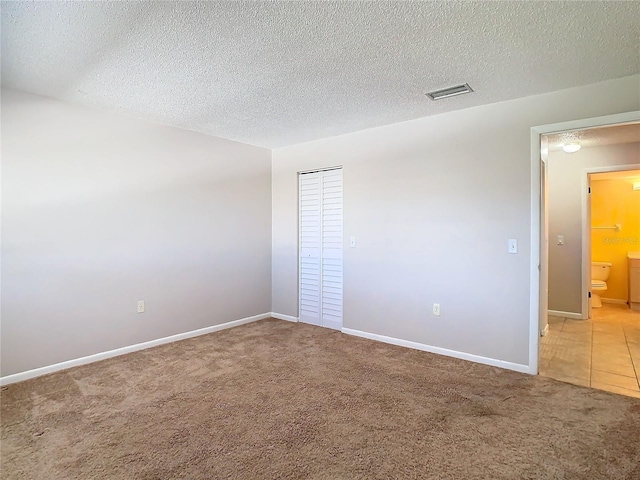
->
[591,261,612,308]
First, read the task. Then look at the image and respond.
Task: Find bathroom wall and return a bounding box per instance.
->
[547,143,640,315]
[590,172,640,302]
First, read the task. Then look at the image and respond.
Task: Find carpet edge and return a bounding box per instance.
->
[341,327,533,374]
[0,312,272,386]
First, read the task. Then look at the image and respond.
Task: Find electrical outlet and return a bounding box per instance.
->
[137,301,145,313]
[433,303,441,316]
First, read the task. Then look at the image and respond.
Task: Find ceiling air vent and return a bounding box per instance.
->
[426,83,473,100]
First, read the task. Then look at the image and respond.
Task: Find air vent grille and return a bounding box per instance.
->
[426,83,473,100]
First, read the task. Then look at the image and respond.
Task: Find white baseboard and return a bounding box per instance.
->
[270,312,299,322]
[601,298,628,305]
[341,328,531,374]
[548,310,584,320]
[540,324,549,337]
[0,312,271,386]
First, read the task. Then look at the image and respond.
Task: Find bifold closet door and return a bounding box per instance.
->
[299,168,343,330]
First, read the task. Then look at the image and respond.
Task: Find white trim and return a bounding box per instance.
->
[530,127,543,376]
[271,312,299,322]
[298,165,343,175]
[582,167,590,320]
[0,313,271,386]
[530,111,640,376]
[601,298,628,305]
[540,324,549,337]
[548,309,584,320]
[342,328,531,374]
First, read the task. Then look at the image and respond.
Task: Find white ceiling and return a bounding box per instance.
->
[546,123,640,151]
[2,1,639,148]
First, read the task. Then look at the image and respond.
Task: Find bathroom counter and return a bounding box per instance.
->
[628,252,640,260]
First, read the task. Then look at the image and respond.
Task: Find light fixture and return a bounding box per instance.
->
[425,83,473,100]
[562,143,581,153]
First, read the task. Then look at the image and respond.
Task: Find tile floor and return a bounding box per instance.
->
[540,303,640,398]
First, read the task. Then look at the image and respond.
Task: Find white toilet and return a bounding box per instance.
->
[591,261,612,308]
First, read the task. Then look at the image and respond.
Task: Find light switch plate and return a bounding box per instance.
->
[137,301,145,313]
[557,235,564,246]
[349,236,356,248]
[508,239,518,254]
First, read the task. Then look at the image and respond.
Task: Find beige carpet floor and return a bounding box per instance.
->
[2,318,640,480]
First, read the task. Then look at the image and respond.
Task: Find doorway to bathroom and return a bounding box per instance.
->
[588,168,640,312]
[535,120,640,397]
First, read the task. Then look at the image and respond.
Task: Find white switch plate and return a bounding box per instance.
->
[433,303,441,316]
[557,235,564,246]
[508,239,518,254]
[137,301,145,313]
[349,236,356,248]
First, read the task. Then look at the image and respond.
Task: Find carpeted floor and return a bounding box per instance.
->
[2,319,640,479]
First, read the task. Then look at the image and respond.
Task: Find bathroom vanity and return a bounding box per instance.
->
[629,252,640,312]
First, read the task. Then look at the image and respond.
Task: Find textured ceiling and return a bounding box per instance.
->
[2,1,639,148]
[546,123,640,151]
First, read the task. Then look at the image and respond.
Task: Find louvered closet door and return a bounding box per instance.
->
[299,172,322,326]
[319,169,343,330]
[299,168,343,330]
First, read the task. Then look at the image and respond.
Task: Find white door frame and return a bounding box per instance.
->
[539,143,549,337]
[529,111,640,374]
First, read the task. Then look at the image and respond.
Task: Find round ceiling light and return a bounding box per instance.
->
[562,143,581,153]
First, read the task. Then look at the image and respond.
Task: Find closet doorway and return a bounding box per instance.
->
[298,167,343,330]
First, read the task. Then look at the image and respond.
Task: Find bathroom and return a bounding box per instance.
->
[589,169,640,314]
[540,122,640,397]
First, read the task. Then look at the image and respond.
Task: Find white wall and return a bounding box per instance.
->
[1,89,272,376]
[547,143,640,314]
[272,75,640,369]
